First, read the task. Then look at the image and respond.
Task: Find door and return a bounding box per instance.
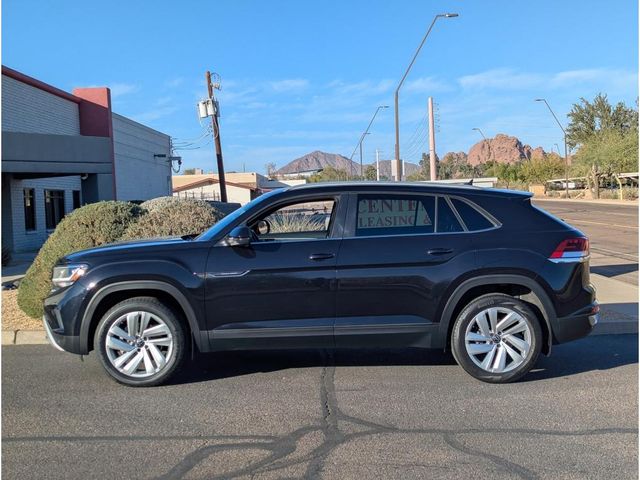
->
[335,192,474,348]
[205,195,344,350]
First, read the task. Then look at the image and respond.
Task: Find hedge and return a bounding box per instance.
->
[17,201,143,319]
[121,197,222,240]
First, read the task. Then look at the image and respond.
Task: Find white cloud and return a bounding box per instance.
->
[131,105,179,123]
[458,67,639,95]
[269,78,309,92]
[404,76,452,94]
[165,77,184,88]
[458,68,544,90]
[109,83,139,98]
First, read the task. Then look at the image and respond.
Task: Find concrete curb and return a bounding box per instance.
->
[2,330,48,346]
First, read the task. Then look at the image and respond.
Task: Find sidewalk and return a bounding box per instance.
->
[591,273,638,335]
[534,197,639,206]
[1,251,37,284]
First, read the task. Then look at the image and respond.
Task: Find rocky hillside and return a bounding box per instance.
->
[375,159,421,178]
[275,151,362,175]
[467,134,546,166]
[275,150,421,178]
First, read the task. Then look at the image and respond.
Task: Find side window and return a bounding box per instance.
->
[436,197,463,233]
[450,198,494,231]
[356,194,435,237]
[255,199,335,241]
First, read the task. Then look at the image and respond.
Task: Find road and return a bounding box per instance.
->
[533,200,638,285]
[2,338,637,479]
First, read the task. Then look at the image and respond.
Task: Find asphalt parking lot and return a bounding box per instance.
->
[2,334,637,480]
[534,199,638,285]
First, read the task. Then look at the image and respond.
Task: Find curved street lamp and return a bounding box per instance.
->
[349,105,389,179]
[535,98,569,198]
[394,13,458,181]
[472,127,491,159]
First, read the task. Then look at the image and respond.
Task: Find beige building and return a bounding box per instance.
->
[172,172,304,205]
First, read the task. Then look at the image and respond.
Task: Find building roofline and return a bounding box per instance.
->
[2,65,81,104]
[172,177,256,193]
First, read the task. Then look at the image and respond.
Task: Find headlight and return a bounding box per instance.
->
[51,264,89,290]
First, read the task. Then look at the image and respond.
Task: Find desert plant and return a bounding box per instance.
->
[122,197,222,240]
[18,201,143,318]
[268,213,327,233]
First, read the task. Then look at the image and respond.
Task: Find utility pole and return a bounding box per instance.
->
[428,97,437,181]
[206,70,227,202]
[376,149,380,181]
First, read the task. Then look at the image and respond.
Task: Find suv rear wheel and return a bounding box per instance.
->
[451,293,542,383]
[95,297,186,387]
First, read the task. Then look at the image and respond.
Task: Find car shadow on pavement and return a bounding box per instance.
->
[168,334,638,386]
[592,263,638,277]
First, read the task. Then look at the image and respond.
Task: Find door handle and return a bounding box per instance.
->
[309,253,335,261]
[427,248,453,256]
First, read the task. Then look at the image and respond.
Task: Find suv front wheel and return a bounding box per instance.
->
[95,297,186,387]
[451,293,542,383]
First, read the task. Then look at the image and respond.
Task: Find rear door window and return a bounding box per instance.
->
[356,194,435,237]
[450,198,494,231]
[437,197,464,233]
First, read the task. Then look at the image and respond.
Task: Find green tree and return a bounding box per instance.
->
[519,154,565,184]
[363,165,377,180]
[308,166,353,182]
[566,93,638,148]
[566,93,638,198]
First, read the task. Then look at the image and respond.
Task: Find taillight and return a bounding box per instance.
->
[549,237,589,263]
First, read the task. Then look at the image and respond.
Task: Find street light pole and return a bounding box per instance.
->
[535,98,569,198]
[472,127,491,159]
[394,13,458,182]
[359,133,370,180]
[349,105,389,179]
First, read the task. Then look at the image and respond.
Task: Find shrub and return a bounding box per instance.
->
[18,201,143,318]
[122,197,222,240]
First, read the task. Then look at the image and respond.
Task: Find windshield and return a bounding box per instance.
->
[196,189,285,241]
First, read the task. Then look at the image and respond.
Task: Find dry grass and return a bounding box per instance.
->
[2,290,42,331]
[269,213,327,233]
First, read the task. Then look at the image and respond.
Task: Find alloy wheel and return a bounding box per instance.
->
[464,306,532,374]
[105,310,174,378]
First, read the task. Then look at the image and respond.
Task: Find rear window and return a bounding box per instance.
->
[450,198,494,231]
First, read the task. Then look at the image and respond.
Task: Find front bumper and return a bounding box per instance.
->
[42,309,82,353]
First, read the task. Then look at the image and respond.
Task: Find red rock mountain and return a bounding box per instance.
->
[467,134,546,166]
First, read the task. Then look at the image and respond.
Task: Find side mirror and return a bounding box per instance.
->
[226,226,252,247]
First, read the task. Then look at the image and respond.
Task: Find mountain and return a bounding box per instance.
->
[275,151,361,175]
[467,134,546,166]
[374,159,421,179]
[275,150,422,178]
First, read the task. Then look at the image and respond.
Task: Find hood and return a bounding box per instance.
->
[64,236,190,262]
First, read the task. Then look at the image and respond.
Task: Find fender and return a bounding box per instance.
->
[437,274,556,354]
[79,280,205,353]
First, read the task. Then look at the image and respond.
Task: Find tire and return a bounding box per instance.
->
[95,296,186,387]
[451,293,542,383]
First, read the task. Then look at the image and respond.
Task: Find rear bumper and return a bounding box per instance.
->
[552,303,599,344]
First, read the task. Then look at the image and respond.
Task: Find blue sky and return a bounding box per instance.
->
[3,0,638,174]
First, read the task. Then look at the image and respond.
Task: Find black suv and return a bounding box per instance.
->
[43,182,598,386]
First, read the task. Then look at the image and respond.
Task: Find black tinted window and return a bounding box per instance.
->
[451,198,493,231]
[437,197,463,233]
[356,194,435,237]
